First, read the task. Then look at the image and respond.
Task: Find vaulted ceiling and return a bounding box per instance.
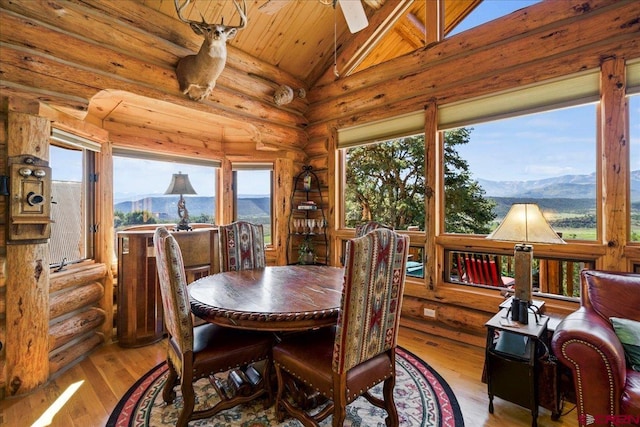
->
[143,0,480,87]
[0,0,482,153]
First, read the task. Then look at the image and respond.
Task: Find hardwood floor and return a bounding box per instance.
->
[0,327,579,427]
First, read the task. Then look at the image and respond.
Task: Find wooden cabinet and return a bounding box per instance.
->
[116,226,217,347]
[484,307,549,427]
[286,166,328,265]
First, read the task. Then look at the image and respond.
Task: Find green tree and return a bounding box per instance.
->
[345,135,425,229]
[114,210,157,226]
[444,128,496,233]
[345,128,495,233]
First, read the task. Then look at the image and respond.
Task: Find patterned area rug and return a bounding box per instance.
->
[107,347,464,427]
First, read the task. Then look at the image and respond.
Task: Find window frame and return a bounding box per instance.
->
[112,148,220,229]
[49,135,98,268]
[231,162,275,246]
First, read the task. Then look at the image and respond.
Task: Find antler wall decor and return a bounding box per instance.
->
[174,0,247,101]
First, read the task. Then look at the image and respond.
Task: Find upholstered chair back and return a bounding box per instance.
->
[154,227,194,354]
[581,270,640,322]
[334,227,409,374]
[354,221,392,238]
[219,221,266,272]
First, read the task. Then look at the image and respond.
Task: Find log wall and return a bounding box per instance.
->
[49,262,108,376]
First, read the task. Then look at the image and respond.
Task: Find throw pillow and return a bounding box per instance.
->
[610,317,640,372]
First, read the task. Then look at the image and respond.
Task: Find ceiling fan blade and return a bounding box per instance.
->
[338,0,369,33]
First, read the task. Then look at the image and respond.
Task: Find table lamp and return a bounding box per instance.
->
[487,203,565,308]
[165,172,197,231]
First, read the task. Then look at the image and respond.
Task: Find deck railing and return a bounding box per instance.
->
[445,250,593,299]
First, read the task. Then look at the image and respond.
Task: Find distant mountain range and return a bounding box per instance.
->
[479,170,640,200]
[114,170,640,219]
[114,196,270,218]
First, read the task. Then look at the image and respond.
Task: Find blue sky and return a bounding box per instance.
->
[449,0,640,183]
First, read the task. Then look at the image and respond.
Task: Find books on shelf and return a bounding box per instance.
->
[297,201,317,210]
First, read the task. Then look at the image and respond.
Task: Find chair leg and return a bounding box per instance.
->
[177,380,196,427]
[382,376,399,427]
[163,360,178,403]
[274,363,287,422]
[261,358,273,408]
[331,401,347,427]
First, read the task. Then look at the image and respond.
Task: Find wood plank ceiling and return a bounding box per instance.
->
[114,0,478,151]
[142,0,481,86]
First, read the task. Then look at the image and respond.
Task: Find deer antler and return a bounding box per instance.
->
[174,0,200,25]
[174,0,246,29]
[226,0,248,30]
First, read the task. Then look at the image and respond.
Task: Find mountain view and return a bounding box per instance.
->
[115,196,270,218]
[480,170,640,200]
[113,170,640,237]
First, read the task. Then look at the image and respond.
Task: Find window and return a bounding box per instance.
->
[443,104,598,239]
[113,150,218,231]
[49,132,98,267]
[338,111,426,231]
[439,68,600,240]
[445,249,594,299]
[232,164,273,244]
[448,1,541,37]
[343,135,425,231]
[437,70,601,299]
[629,90,640,240]
[629,59,640,240]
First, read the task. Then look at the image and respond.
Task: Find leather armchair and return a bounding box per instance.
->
[551,270,640,426]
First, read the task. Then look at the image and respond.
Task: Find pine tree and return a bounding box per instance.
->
[345,128,495,233]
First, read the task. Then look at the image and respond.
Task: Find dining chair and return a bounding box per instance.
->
[273,227,410,427]
[219,220,266,271]
[354,220,392,237]
[153,227,273,427]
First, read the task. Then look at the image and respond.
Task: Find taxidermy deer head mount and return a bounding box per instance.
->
[174,0,247,101]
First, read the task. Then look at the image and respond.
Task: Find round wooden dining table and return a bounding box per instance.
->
[189,265,345,331]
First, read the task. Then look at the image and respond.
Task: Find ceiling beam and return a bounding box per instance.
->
[316,0,415,85]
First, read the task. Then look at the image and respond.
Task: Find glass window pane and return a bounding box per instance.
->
[630,95,640,241]
[445,249,591,299]
[344,134,425,231]
[234,169,272,244]
[113,157,216,230]
[444,104,597,240]
[448,1,540,37]
[50,145,89,265]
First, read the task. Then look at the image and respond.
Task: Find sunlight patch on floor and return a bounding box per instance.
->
[31,380,84,427]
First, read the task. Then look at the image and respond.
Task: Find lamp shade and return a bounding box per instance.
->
[487,203,565,244]
[164,172,197,195]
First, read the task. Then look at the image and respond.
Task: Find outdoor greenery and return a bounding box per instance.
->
[114,210,157,229]
[345,128,496,233]
[443,128,496,233]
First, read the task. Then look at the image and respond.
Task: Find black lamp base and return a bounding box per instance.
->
[175,221,192,231]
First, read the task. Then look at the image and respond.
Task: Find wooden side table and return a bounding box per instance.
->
[485,307,549,427]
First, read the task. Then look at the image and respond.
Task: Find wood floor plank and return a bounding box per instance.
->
[0,328,579,427]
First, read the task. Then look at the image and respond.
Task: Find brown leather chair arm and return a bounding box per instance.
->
[551,307,627,418]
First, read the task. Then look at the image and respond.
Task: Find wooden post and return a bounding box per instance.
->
[424,101,437,294]
[274,158,293,266]
[95,140,114,342]
[599,57,628,270]
[5,110,50,396]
